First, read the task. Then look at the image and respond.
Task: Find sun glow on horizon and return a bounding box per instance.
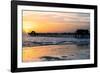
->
[23,11,90,33]
[23,22,37,33]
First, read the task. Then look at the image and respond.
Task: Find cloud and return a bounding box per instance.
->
[23,11,90,32]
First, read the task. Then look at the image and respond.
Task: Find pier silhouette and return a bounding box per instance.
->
[28,29,90,38]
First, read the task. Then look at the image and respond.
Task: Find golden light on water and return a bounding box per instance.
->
[22,45,90,62]
[22,11,90,62]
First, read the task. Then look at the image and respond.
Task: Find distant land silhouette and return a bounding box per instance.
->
[28,29,90,38]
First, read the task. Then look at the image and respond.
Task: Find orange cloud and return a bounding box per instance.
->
[23,11,90,33]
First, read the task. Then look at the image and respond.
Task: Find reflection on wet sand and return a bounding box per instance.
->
[22,44,90,62]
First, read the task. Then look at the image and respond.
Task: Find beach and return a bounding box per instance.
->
[22,36,90,62]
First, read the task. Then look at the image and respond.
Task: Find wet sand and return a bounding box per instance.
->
[22,44,90,62]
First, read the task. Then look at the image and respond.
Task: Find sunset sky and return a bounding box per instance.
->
[23,10,90,33]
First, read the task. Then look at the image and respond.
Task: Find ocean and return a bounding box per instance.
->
[22,36,90,62]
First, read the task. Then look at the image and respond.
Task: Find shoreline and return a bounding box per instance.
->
[23,40,90,47]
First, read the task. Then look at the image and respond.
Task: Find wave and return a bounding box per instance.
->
[23,37,90,47]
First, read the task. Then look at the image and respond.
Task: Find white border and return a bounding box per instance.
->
[17,5,94,68]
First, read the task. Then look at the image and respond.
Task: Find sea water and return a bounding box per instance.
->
[22,36,90,62]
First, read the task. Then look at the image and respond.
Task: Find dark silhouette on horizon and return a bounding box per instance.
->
[28,29,90,38]
[75,29,90,38]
